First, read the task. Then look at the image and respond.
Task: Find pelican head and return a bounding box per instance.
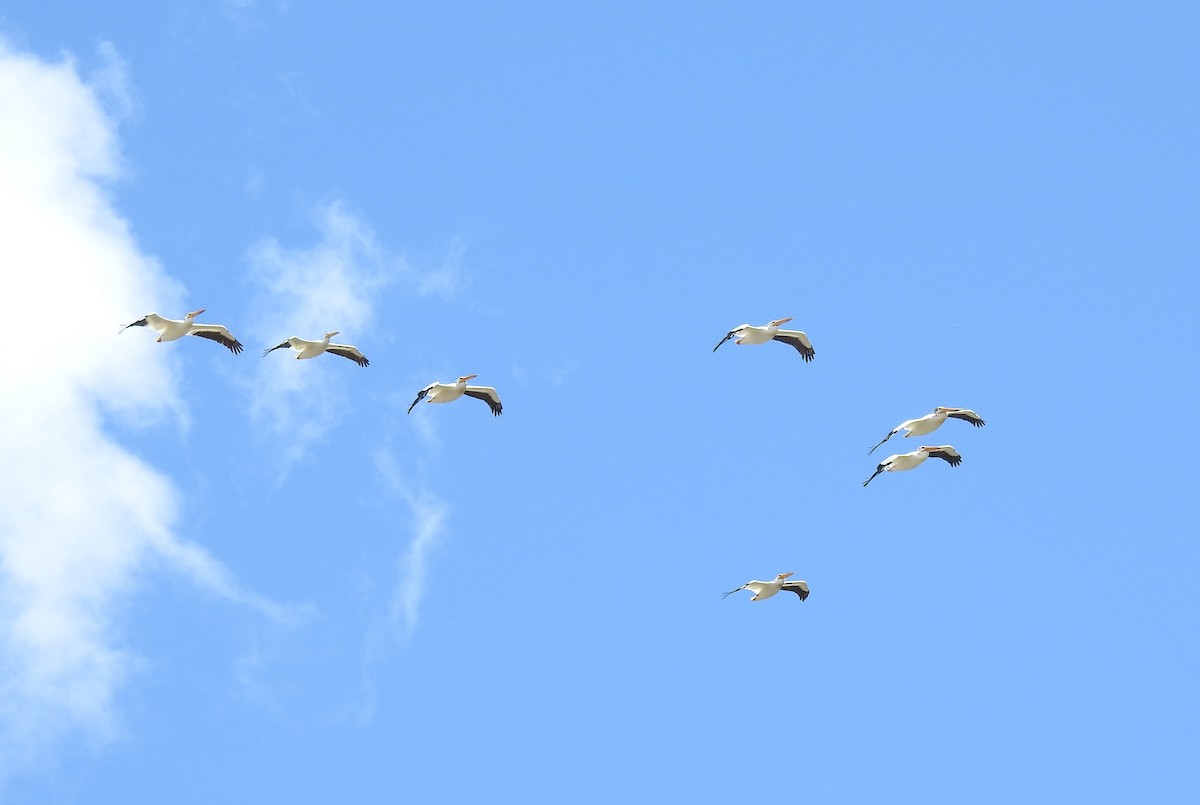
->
[769,317,793,326]
[186,308,206,319]
[457,374,478,384]
[776,571,795,580]
[325,331,339,339]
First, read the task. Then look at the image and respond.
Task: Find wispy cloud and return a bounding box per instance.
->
[351,450,449,725]
[87,40,136,122]
[372,451,448,639]
[0,39,286,779]
[220,0,292,35]
[243,201,472,473]
[411,236,469,298]
[243,201,398,472]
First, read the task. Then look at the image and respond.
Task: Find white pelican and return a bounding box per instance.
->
[713,317,814,362]
[407,375,502,416]
[120,310,244,354]
[723,572,810,602]
[869,407,985,454]
[863,445,962,487]
[262,331,369,367]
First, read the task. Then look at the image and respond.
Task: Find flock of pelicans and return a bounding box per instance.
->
[119,309,504,415]
[121,310,986,608]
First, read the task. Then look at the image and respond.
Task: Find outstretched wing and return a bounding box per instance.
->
[407,385,432,414]
[772,329,815,362]
[926,445,962,467]
[119,316,148,333]
[190,325,244,354]
[868,419,921,455]
[868,425,902,455]
[782,580,810,601]
[713,328,740,352]
[464,386,503,416]
[721,583,749,599]
[262,340,292,357]
[946,409,985,427]
[327,343,369,367]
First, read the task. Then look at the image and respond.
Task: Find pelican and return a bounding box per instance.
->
[262,332,369,367]
[407,375,502,416]
[713,317,814,362]
[863,445,962,487]
[120,310,243,354]
[869,407,985,455]
[723,572,810,602]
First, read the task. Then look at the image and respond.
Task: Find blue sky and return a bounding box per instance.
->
[0,2,1197,802]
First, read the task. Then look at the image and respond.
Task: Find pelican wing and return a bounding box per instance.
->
[712,327,742,352]
[946,408,985,427]
[782,580,810,601]
[864,454,900,486]
[262,340,292,357]
[926,445,962,467]
[871,415,931,454]
[119,316,149,333]
[121,312,173,334]
[327,343,369,367]
[407,384,433,414]
[772,329,815,362]
[190,324,244,354]
[722,582,753,599]
[464,386,503,416]
[869,423,904,455]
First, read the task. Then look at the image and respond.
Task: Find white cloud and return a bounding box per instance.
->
[241,202,470,473]
[87,41,136,123]
[414,236,468,298]
[0,39,284,779]
[372,451,448,639]
[242,201,397,471]
[220,0,290,34]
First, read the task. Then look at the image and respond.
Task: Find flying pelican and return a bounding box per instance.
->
[120,310,243,354]
[407,375,502,416]
[262,331,369,367]
[723,572,810,602]
[869,407,985,455]
[863,445,962,487]
[712,317,814,362]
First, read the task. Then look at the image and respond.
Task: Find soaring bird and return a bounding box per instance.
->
[713,317,814,362]
[407,375,502,416]
[120,310,243,354]
[863,445,962,487]
[262,331,369,366]
[723,572,810,602]
[869,407,985,454]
